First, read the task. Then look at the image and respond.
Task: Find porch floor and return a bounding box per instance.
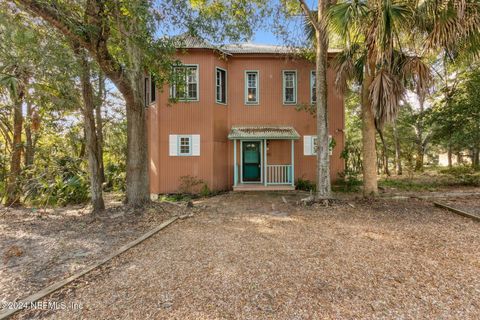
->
[233,184,295,191]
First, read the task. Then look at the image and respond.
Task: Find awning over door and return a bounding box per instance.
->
[227,126,300,140]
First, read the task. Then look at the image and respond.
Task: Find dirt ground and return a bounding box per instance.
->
[5,191,480,319]
[442,196,480,216]
[0,194,182,305]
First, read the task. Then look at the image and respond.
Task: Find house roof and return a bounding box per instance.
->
[174,34,231,55]
[173,34,341,55]
[228,126,300,140]
[222,43,297,54]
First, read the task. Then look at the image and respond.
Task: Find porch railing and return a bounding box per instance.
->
[267,165,292,185]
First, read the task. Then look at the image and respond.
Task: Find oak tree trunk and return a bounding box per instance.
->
[472,147,479,170]
[124,75,150,206]
[314,0,331,199]
[24,102,34,168]
[95,71,105,183]
[456,152,462,165]
[447,145,452,168]
[15,0,150,208]
[76,48,105,212]
[393,120,402,175]
[361,61,378,196]
[414,94,426,171]
[377,128,390,176]
[5,81,26,206]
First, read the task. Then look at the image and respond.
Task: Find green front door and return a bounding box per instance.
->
[242,141,261,182]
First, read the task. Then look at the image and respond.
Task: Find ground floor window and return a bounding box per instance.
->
[169,134,201,156]
[304,135,333,156]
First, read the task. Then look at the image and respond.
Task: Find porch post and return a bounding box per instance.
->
[264,139,268,186]
[291,139,295,186]
[233,139,238,186]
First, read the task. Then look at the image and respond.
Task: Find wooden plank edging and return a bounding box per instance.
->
[0,216,178,320]
[434,202,480,222]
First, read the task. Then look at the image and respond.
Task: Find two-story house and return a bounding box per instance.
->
[146,36,344,194]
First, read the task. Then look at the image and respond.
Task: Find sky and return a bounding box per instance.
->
[252,29,283,45]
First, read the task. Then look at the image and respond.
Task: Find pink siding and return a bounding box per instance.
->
[147,49,345,193]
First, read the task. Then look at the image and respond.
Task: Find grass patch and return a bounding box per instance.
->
[379,178,440,192]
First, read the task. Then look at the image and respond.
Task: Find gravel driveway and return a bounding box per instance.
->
[13,192,480,319]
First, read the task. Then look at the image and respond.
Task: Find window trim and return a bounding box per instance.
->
[170,64,200,102]
[244,70,259,105]
[215,67,227,105]
[310,70,316,104]
[177,135,192,156]
[311,136,318,155]
[144,74,156,107]
[306,135,333,156]
[282,70,297,105]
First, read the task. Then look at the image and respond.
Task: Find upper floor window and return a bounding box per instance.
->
[310,70,316,104]
[245,71,259,104]
[144,74,156,107]
[170,65,198,101]
[216,67,227,104]
[283,70,297,104]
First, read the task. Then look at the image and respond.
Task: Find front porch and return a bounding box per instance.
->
[233,183,295,191]
[228,126,300,191]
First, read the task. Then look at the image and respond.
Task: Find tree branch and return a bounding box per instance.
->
[14,0,132,99]
[14,0,90,48]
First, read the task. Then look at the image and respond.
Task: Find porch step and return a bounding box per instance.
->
[233,184,295,191]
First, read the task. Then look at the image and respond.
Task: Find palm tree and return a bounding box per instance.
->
[328,0,432,196]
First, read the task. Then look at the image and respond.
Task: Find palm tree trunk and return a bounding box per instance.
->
[76,47,105,212]
[314,0,331,199]
[361,61,378,196]
[5,80,26,206]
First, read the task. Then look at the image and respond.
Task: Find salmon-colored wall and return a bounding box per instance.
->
[148,49,345,193]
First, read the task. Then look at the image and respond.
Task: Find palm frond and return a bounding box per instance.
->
[369,68,405,127]
[327,0,368,40]
[333,43,365,93]
[399,55,432,97]
[303,10,317,43]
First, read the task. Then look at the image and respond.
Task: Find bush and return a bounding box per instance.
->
[439,166,474,175]
[295,178,316,192]
[24,157,90,206]
[177,175,213,197]
[199,183,211,197]
[104,162,126,192]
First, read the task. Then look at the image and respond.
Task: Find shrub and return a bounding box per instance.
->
[24,157,90,206]
[295,178,316,192]
[439,166,474,175]
[199,183,211,197]
[104,162,126,192]
[178,175,209,195]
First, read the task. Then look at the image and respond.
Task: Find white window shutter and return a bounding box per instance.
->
[304,136,312,156]
[169,135,178,156]
[192,135,200,156]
